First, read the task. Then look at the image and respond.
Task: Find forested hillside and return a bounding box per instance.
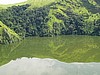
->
[0,21,21,44]
[0,0,100,38]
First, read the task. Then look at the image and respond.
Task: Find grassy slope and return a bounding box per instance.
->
[0,21,21,44]
[0,0,100,18]
[45,0,100,31]
[0,0,99,10]
[0,1,27,10]
[0,0,100,35]
[27,0,57,9]
[0,0,57,10]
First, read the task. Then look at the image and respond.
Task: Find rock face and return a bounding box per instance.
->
[0,21,21,44]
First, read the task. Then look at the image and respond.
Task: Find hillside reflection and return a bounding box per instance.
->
[0,36,100,66]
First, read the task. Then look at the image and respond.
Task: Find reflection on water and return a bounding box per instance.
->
[0,36,100,66]
[0,57,100,75]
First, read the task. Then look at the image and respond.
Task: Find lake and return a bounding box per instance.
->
[0,57,100,75]
[0,35,100,74]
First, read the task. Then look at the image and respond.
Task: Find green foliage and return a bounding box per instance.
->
[0,0,100,37]
[0,21,21,44]
[81,0,100,13]
[27,0,57,9]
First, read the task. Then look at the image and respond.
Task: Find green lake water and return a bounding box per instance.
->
[0,35,100,66]
[0,35,100,75]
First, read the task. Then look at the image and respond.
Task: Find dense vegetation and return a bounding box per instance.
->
[0,21,21,44]
[0,0,100,65]
[0,0,100,38]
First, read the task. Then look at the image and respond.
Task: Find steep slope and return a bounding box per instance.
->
[0,1,27,10]
[0,0,100,37]
[0,0,57,10]
[0,21,21,44]
[46,0,100,35]
[27,0,57,9]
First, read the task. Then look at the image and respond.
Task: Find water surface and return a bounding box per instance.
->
[0,57,100,75]
[0,35,100,66]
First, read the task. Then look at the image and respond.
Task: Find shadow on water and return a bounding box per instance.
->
[0,35,100,66]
